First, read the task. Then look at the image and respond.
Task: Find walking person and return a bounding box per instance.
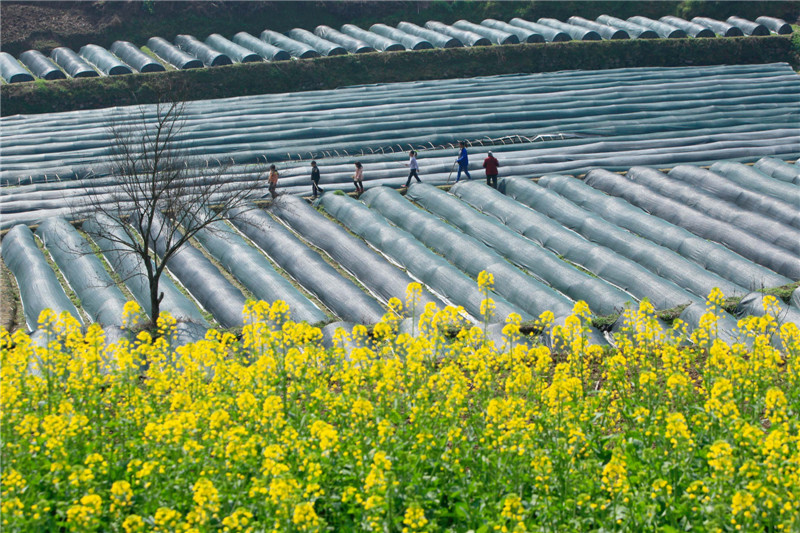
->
[353,161,365,196]
[268,164,279,199]
[483,151,500,189]
[310,160,324,199]
[455,141,471,182]
[405,150,422,188]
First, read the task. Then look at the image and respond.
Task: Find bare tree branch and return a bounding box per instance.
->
[76,94,266,329]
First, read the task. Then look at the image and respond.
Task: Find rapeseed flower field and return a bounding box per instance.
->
[2,275,799,532]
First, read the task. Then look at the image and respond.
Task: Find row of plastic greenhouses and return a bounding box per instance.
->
[3,164,798,350]
[0,14,792,83]
[1,63,798,229]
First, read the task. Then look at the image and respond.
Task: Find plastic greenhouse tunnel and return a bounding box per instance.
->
[0,52,35,83]
[314,26,375,54]
[79,44,133,75]
[205,34,263,63]
[146,37,204,69]
[340,24,405,51]
[537,18,601,41]
[596,15,659,38]
[658,16,716,38]
[229,205,386,325]
[567,17,629,39]
[232,32,291,61]
[174,34,232,67]
[109,41,165,73]
[480,19,545,43]
[287,28,347,56]
[2,224,82,331]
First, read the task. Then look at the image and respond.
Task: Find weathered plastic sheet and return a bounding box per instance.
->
[18,50,65,80]
[678,303,741,347]
[756,16,793,34]
[692,17,744,37]
[3,64,798,189]
[269,195,442,310]
[596,15,658,39]
[454,19,519,45]
[510,18,574,42]
[260,30,319,59]
[50,47,99,78]
[480,19,543,43]
[659,16,716,38]
[110,41,165,73]
[232,32,291,61]
[735,292,800,329]
[461,178,704,311]
[287,28,347,56]
[79,44,133,76]
[627,166,800,255]
[426,21,492,46]
[584,169,800,280]
[144,211,246,328]
[320,321,356,351]
[568,17,629,40]
[792,287,800,310]
[753,157,800,185]
[710,161,800,207]
[417,182,634,315]
[146,37,204,69]
[340,24,405,51]
[726,16,770,36]
[667,165,800,229]
[538,174,791,291]
[205,34,262,63]
[319,192,525,323]
[192,216,327,324]
[82,214,209,345]
[364,185,574,320]
[628,16,687,38]
[2,224,81,330]
[0,52,35,83]
[35,217,127,326]
[229,205,385,324]
[314,26,375,54]
[397,22,462,48]
[369,24,433,50]
[537,18,600,41]
[174,34,232,67]
[502,176,747,299]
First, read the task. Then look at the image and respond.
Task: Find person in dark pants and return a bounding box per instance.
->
[455,141,471,182]
[268,164,279,199]
[483,151,499,189]
[310,160,324,199]
[405,150,422,188]
[353,161,365,196]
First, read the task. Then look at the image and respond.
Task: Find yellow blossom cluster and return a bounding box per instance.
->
[1,280,799,531]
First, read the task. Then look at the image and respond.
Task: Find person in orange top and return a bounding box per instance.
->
[268,164,279,198]
[483,151,500,189]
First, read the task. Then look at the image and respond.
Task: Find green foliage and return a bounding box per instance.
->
[2,294,799,531]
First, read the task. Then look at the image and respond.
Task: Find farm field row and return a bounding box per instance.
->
[3,163,799,352]
[1,63,798,230]
[0,14,791,83]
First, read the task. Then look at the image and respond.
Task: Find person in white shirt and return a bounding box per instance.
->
[405,150,422,188]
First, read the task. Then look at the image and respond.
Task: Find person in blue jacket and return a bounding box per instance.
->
[455,141,471,182]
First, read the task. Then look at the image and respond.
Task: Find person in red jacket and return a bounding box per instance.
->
[483,151,500,189]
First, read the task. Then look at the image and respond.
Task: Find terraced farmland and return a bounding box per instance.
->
[0,14,791,83]
[1,62,798,348]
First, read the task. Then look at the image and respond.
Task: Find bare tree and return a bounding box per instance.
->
[79,97,266,328]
